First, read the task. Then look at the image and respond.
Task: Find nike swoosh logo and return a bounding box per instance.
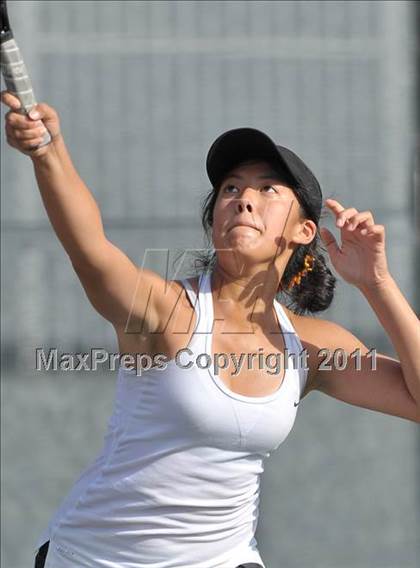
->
[294,401,300,407]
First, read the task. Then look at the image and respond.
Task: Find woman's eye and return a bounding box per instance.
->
[223,184,239,193]
[222,184,278,194]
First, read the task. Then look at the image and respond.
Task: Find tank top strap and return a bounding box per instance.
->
[273,299,308,398]
[179,272,212,336]
[198,271,216,335]
[273,300,303,352]
[179,277,198,308]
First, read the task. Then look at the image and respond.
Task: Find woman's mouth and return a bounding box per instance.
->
[228,223,261,233]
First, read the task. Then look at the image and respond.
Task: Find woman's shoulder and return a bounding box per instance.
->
[283,305,350,345]
[282,306,351,394]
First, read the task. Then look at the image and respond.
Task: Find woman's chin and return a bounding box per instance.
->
[226,231,261,246]
[216,242,267,267]
[222,237,260,254]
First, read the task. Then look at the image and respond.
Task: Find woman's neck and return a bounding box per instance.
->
[210,263,284,327]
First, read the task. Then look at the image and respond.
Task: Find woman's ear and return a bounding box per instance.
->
[291,219,317,246]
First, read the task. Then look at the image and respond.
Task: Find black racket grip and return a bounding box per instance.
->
[0,37,51,147]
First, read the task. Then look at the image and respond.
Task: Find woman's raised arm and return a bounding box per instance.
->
[1,92,167,331]
[305,199,420,423]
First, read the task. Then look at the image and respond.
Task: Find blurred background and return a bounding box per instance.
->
[1,1,419,567]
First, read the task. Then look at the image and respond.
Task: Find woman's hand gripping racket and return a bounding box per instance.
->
[1,0,53,153]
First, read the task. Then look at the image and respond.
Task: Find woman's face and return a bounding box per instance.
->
[211,160,316,273]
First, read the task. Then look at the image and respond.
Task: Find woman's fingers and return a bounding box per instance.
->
[2,92,60,156]
[346,212,374,231]
[325,200,376,232]
[0,90,21,111]
[5,121,47,141]
[5,119,47,151]
[336,208,358,228]
[325,199,355,227]
[5,116,46,153]
[5,109,42,129]
[360,224,385,239]
[6,130,45,151]
[324,198,345,213]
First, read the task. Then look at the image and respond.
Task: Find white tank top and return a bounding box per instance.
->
[36,271,308,568]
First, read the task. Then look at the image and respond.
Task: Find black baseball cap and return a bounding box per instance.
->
[206,127,323,223]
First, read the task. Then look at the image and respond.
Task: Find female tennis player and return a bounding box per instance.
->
[2,91,419,568]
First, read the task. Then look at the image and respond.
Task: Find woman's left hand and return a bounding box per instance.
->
[319,198,391,291]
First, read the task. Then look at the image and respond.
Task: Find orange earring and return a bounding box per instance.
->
[287,254,315,290]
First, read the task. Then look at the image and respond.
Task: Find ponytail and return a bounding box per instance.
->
[279,232,336,315]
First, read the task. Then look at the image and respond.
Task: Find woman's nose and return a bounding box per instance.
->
[234,189,255,213]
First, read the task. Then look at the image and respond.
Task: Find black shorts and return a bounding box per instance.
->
[33,540,263,568]
[34,541,49,568]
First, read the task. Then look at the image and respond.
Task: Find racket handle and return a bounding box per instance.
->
[0,37,51,148]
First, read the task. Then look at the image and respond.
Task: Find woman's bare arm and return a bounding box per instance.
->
[1,92,166,329]
[305,199,420,423]
[296,316,420,424]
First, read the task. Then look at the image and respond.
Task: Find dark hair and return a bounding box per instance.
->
[180,159,336,315]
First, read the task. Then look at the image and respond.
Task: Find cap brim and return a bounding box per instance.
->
[206,128,296,189]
